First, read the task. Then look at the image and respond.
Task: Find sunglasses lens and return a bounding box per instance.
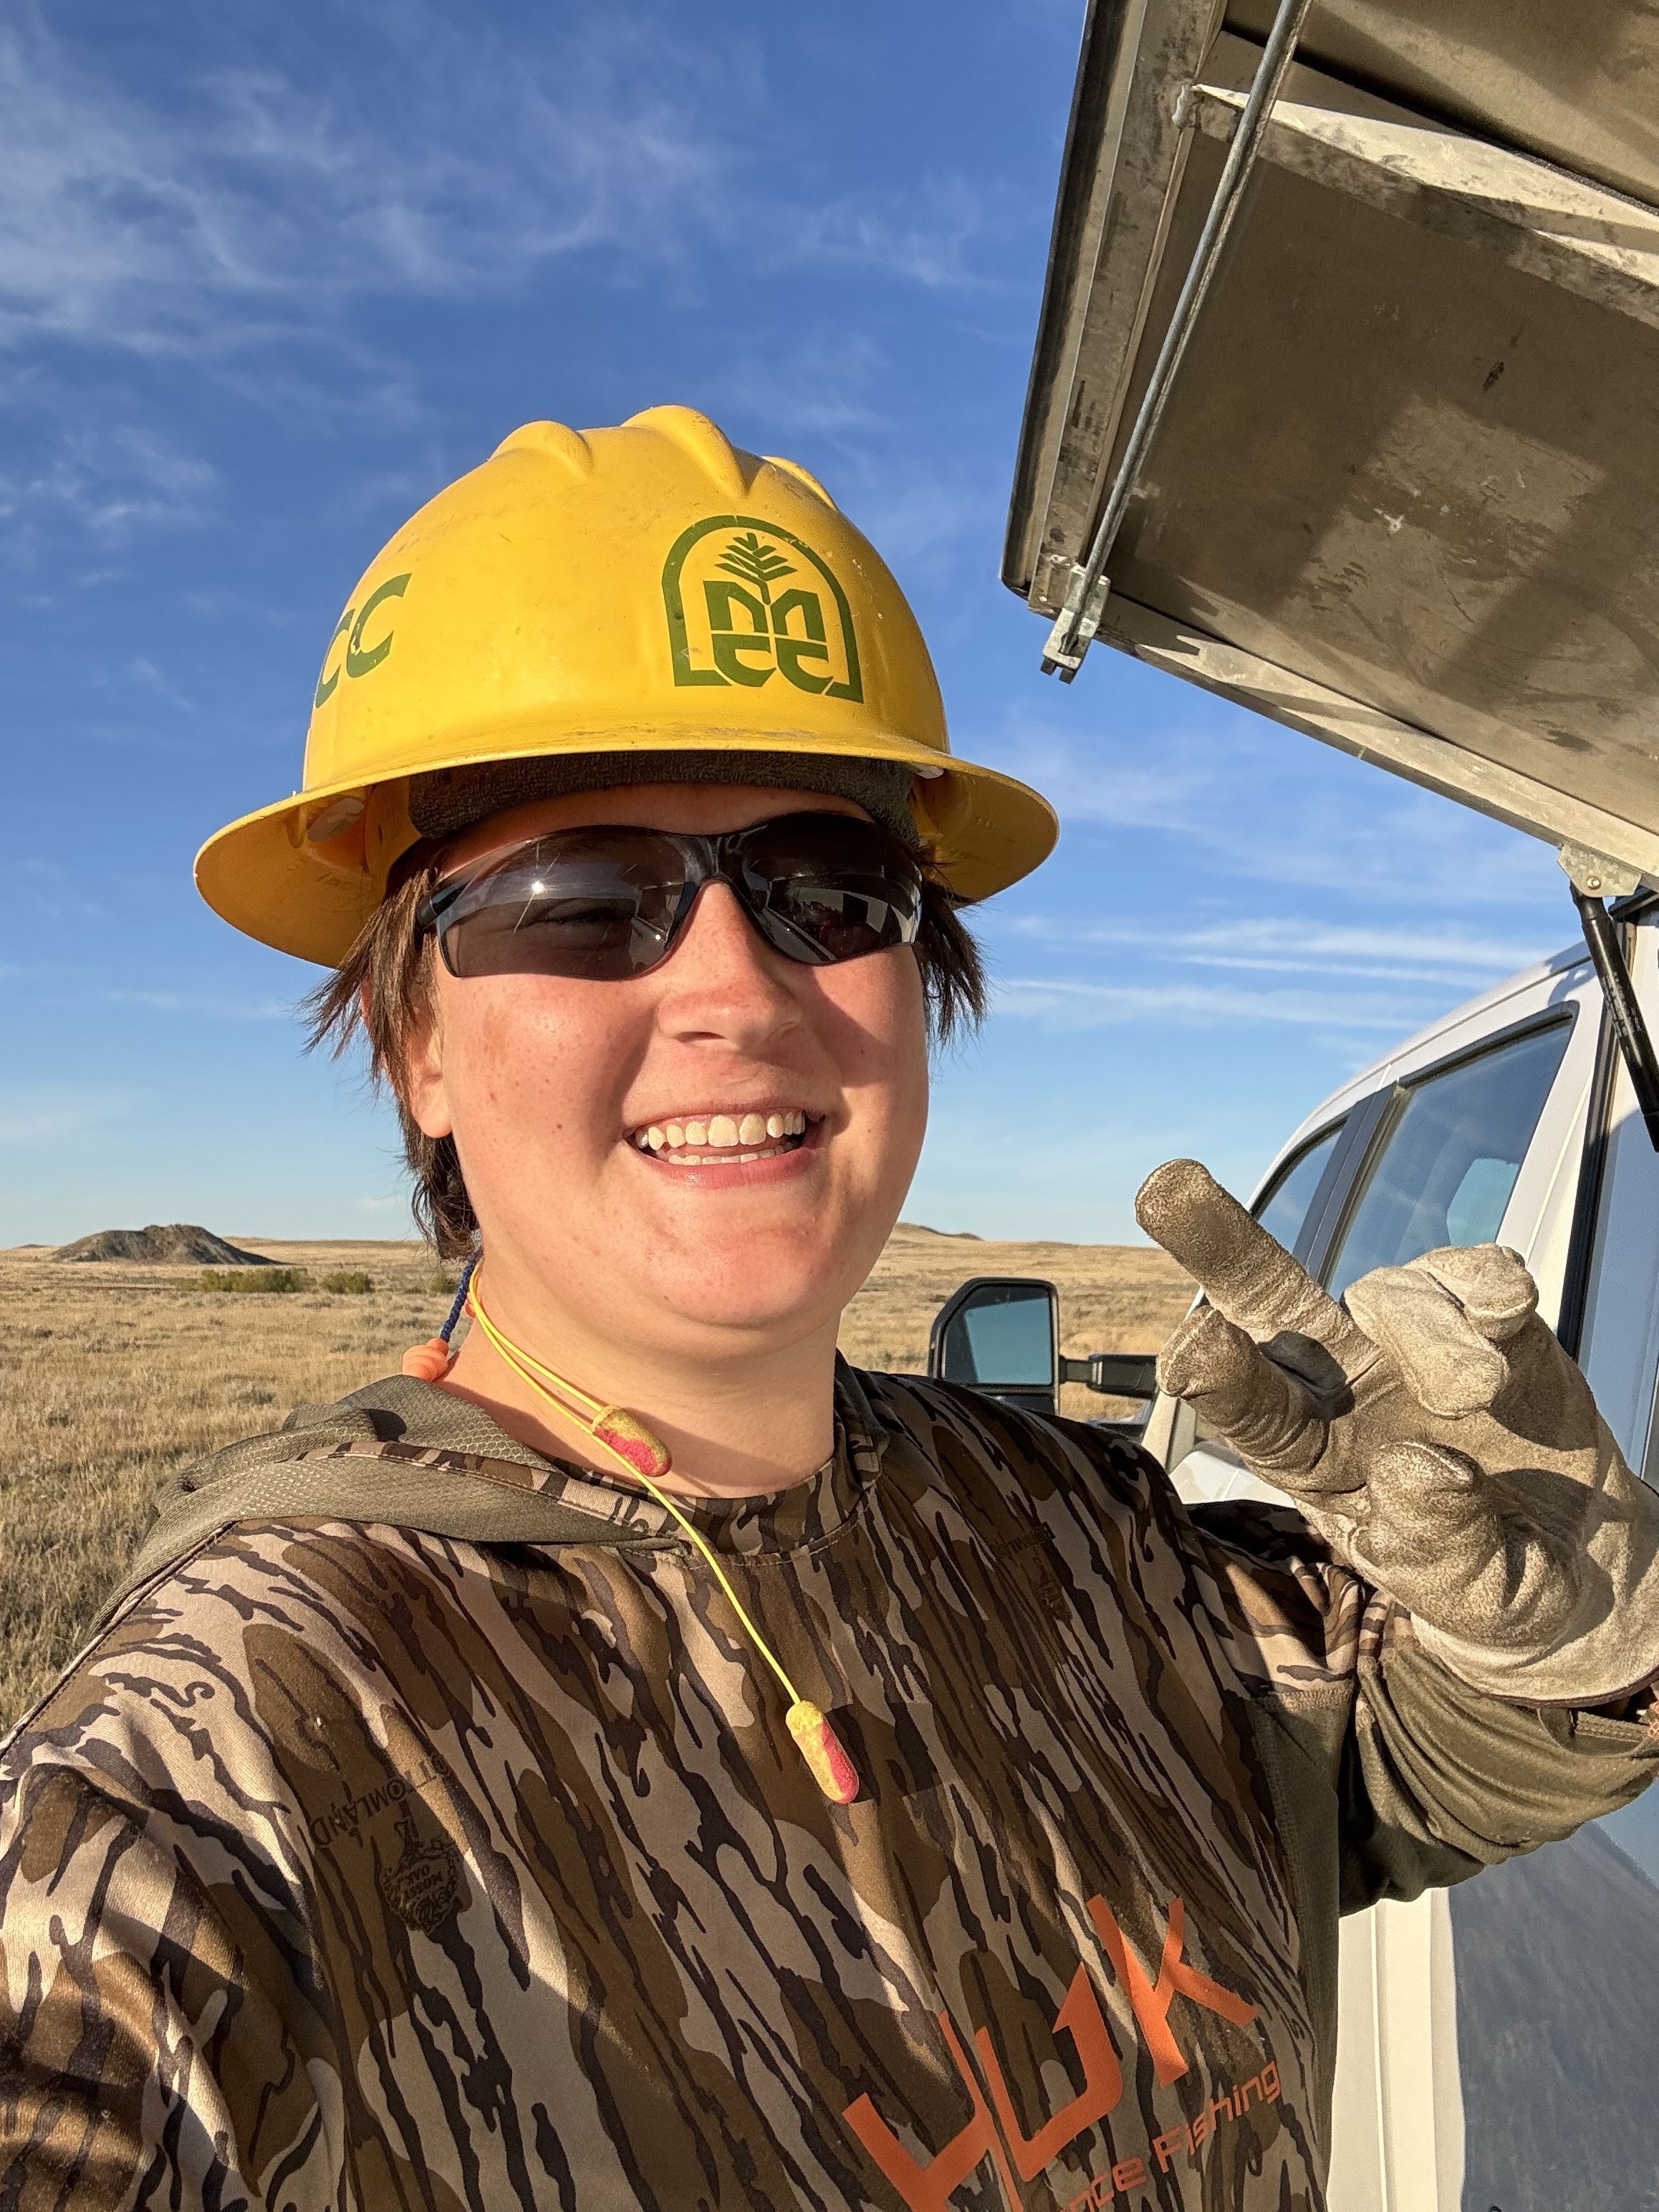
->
[740,815,923,966]
[433,830,685,980]
[428,814,923,981]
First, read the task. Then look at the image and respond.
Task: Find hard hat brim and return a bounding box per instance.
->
[196,728,1058,968]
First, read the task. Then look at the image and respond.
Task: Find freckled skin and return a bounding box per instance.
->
[402,782,931,1494]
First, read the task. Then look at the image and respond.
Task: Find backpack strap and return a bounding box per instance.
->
[100,1437,667,1627]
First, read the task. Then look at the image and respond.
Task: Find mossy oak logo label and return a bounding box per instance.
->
[663,515,862,699]
[378,1820,463,1933]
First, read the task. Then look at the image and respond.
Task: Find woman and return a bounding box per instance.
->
[3,407,1653,2211]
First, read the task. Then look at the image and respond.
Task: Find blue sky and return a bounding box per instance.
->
[1,0,1574,1248]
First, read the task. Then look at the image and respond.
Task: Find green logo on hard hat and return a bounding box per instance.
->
[661,516,862,699]
[313,573,412,710]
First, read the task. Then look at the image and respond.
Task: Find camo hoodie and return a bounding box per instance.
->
[2,1366,1655,2212]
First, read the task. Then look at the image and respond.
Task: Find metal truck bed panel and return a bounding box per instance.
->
[1009,1,1659,882]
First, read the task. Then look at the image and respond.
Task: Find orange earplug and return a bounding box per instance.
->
[401,1337,455,1382]
[401,1257,476,1382]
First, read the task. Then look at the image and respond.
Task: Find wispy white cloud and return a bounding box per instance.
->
[1008,913,1549,986]
[851,470,990,569]
[0,19,734,355]
[717,334,993,565]
[718,333,890,448]
[978,722,1226,838]
[0,425,218,544]
[0,1082,135,1143]
[0,11,1004,371]
[0,9,1016,572]
[104,987,289,1020]
[979,716,1568,915]
[782,175,1009,291]
[994,974,1429,1035]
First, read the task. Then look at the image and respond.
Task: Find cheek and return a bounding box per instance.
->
[436,978,630,1175]
[816,950,931,1146]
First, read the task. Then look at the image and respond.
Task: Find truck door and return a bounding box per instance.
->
[1162,952,1659,2210]
[1441,914,1659,2212]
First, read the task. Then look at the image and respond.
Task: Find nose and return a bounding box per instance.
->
[653,880,805,1049]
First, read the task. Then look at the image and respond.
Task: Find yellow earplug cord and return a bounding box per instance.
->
[465,1274,860,1802]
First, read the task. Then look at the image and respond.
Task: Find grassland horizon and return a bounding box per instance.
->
[0,1224,1193,1730]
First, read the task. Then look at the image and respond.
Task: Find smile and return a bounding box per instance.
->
[628,1109,813,1166]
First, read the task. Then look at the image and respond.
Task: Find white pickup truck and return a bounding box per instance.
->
[1168,924,1659,2210]
[968,0,1659,2202]
[931,918,1659,2210]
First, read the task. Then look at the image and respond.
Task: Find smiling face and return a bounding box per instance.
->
[400,782,931,1371]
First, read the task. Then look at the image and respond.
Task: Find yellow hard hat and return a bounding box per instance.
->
[196,405,1057,964]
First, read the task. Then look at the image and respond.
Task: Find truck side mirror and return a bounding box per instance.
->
[1060,1352,1158,1402]
[928,1277,1059,1414]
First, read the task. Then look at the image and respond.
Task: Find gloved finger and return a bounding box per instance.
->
[1357,1441,1578,1650]
[1343,1265,1508,1418]
[1157,1306,1343,1488]
[1136,1160,1373,1370]
[1406,1244,1538,1345]
[1489,1308,1603,1452]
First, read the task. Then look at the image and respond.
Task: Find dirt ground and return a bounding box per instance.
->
[0,1226,1192,1730]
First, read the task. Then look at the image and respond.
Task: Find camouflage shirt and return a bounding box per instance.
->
[3,1367,1655,2212]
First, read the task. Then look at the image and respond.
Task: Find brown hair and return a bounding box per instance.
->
[304,855,988,1259]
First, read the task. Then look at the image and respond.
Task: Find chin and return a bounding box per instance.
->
[663,1277,842,1341]
[639,1239,862,1343]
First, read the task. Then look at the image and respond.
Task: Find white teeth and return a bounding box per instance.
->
[631,1109,814,1153]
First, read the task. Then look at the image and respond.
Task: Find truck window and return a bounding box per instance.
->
[1254,1122,1343,1254]
[1324,1021,1572,1302]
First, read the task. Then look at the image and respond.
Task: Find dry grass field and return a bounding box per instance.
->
[0,1226,1191,1731]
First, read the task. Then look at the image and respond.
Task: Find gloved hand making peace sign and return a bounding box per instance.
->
[1137,1158,1659,1707]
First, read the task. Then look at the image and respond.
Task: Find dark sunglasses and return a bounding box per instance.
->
[415,811,925,982]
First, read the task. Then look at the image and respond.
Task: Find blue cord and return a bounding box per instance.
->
[439,1254,479,1343]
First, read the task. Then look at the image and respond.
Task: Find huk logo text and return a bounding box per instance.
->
[842,1893,1270,2210]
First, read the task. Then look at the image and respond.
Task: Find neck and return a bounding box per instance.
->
[438,1262,840,1500]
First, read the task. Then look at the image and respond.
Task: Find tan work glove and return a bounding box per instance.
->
[1136,1158,1659,1707]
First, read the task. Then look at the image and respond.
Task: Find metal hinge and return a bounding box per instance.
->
[1040,564,1113,680]
[1561,844,1659,1152]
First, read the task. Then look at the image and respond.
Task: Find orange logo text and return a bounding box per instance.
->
[842,1893,1265,2211]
